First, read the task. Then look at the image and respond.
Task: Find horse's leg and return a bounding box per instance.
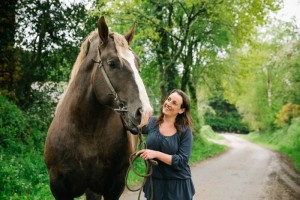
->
[49,168,84,200]
[85,189,102,200]
[103,172,127,200]
[49,169,74,200]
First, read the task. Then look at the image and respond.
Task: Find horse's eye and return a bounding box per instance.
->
[107,60,115,68]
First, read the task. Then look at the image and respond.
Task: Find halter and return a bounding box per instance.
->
[92,46,128,113]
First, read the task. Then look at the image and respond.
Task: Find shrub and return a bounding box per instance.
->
[275,103,300,126]
[0,94,52,198]
[0,95,28,152]
[204,99,249,133]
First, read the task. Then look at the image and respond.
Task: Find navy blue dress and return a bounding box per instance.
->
[138,116,195,200]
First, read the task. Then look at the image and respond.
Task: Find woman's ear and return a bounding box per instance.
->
[179,108,185,114]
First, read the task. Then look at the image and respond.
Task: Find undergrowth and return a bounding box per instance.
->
[245,118,300,172]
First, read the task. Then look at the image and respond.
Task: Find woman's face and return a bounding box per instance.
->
[162,92,185,117]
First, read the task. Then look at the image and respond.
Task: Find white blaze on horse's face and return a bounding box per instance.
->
[114,34,153,122]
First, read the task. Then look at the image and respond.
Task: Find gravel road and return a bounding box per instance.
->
[120,133,300,200]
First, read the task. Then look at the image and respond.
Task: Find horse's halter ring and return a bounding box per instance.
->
[92,45,128,113]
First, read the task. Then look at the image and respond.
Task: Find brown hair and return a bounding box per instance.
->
[156,89,193,132]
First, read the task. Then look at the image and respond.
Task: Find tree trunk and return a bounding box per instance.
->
[182,38,197,104]
[0,0,18,101]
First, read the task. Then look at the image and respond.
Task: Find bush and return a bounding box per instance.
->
[204,99,249,133]
[0,95,52,198]
[205,114,249,133]
[0,95,28,152]
[275,103,300,126]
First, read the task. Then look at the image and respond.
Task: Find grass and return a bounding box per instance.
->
[242,119,300,172]
[190,125,227,164]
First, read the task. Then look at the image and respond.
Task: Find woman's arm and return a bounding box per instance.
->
[171,128,193,170]
[137,149,172,165]
[137,127,193,168]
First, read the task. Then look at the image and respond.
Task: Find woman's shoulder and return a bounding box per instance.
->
[180,125,193,137]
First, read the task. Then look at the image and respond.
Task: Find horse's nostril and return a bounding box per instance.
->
[138,107,143,114]
[135,107,142,123]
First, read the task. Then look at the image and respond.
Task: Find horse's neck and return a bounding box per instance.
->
[58,74,106,129]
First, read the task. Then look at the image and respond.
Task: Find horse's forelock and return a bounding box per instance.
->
[111,32,129,49]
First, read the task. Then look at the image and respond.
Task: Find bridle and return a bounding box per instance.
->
[92,45,128,113]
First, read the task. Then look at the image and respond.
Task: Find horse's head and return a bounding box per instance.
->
[91,16,152,129]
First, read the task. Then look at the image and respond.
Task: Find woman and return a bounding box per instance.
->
[134,89,195,200]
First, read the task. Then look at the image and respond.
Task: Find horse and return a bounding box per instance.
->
[44,16,153,200]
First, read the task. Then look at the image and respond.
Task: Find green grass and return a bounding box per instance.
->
[0,151,51,200]
[190,125,227,164]
[243,119,300,172]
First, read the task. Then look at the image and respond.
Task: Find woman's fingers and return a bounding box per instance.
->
[137,109,152,128]
[136,149,155,160]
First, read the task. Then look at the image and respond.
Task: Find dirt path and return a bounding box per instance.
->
[120,133,300,200]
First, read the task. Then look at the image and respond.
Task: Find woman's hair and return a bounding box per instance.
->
[156,89,193,131]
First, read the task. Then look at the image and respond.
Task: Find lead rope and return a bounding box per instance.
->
[125,129,158,200]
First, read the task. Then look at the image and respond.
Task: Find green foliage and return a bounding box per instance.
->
[223,21,300,131]
[10,0,98,107]
[0,95,52,199]
[0,152,51,200]
[0,95,27,152]
[204,99,249,133]
[91,0,280,101]
[190,126,227,163]
[200,125,224,140]
[0,0,19,101]
[275,103,300,126]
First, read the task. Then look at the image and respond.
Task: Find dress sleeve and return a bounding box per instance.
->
[171,127,193,170]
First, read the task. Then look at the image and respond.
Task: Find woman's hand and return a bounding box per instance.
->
[137,149,157,160]
[137,109,152,128]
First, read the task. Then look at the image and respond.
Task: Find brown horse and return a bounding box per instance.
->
[44,16,152,200]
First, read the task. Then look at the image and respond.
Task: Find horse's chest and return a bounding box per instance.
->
[70,134,129,162]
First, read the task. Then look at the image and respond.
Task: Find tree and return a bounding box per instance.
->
[5,0,97,107]
[0,0,19,101]
[222,19,300,131]
[91,0,281,104]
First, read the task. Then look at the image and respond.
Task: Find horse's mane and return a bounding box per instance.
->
[69,31,98,85]
[55,30,129,114]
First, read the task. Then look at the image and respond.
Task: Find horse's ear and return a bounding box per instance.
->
[98,16,109,44]
[125,22,136,45]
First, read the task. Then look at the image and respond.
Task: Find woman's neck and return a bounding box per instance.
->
[163,115,176,125]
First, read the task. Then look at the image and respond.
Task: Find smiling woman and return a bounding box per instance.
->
[130,89,195,200]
